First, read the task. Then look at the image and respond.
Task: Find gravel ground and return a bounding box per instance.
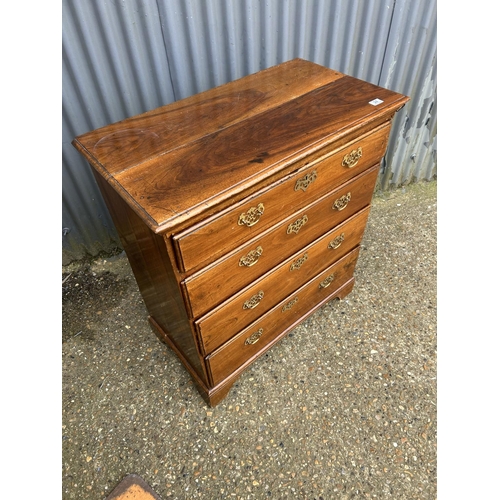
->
[62,180,437,499]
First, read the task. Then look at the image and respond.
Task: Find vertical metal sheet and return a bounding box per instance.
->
[62,0,175,263]
[62,0,437,263]
[378,0,437,188]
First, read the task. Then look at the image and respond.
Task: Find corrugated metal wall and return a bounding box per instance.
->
[62,0,437,264]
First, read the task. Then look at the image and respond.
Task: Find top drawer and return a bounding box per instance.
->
[172,121,391,273]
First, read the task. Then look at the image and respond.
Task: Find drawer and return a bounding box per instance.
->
[196,207,370,355]
[206,247,360,386]
[182,164,379,318]
[172,122,391,272]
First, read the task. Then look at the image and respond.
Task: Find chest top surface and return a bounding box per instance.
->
[72,58,408,234]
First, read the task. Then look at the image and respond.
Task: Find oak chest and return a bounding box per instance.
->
[72,58,409,406]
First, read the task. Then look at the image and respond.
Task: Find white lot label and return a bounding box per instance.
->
[369,98,384,106]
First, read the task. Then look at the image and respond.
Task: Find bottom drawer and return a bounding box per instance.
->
[206,246,360,386]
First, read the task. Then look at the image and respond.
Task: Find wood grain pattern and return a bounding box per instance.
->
[73,60,408,234]
[92,172,207,382]
[112,76,406,231]
[207,247,360,386]
[196,207,371,355]
[173,121,391,272]
[105,474,162,500]
[72,59,409,406]
[183,165,379,318]
[202,277,356,406]
[73,59,342,176]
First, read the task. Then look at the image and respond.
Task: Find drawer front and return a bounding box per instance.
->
[196,207,370,354]
[183,164,379,318]
[173,122,391,272]
[206,247,360,386]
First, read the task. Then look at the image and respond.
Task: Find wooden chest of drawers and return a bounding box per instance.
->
[72,58,409,406]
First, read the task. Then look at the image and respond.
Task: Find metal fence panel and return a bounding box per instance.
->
[62,0,175,262]
[378,0,437,188]
[62,0,436,263]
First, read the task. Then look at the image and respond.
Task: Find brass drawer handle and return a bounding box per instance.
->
[290,252,308,271]
[328,233,345,250]
[295,170,317,191]
[245,328,263,345]
[319,273,336,289]
[282,297,299,312]
[243,290,264,310]
[342,147,363,168]
[332,192,351,211]
[287,214,308,234]
[239,246,263,267]
[238,203,265,227]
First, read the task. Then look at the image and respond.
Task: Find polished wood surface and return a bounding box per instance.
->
[207,248,360,386]
[114,76,405,232]
[152,277,357,407]
[72,59,409,406]
[173,121,391,272]
[92,172,207,382]
[105,474,162,500]
[196,207,371,355]
[183,165,379,318]
[73,59,408,233]
[73,59,342,176]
